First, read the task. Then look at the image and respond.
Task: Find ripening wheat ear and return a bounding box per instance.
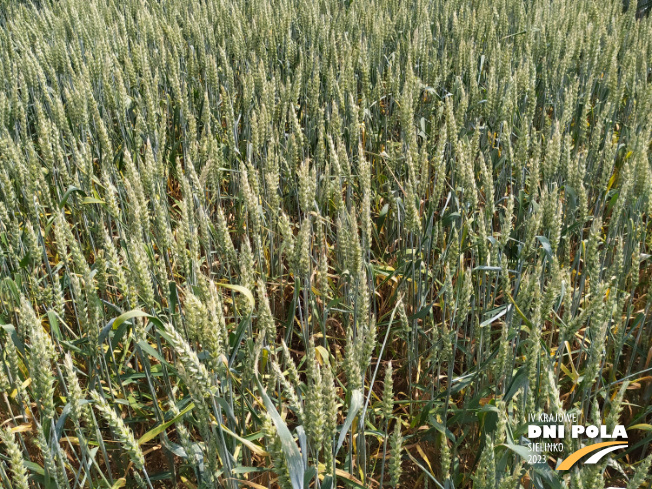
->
[0,428,30,489]
[389,420,404,487]
[163,322,215,396]
[63,353,90,426]
[20,296,56,423]
[381,361,394,421]
[626,454,652,489]
[90,390,145,471]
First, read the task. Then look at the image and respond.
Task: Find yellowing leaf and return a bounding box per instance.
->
[216,282,255,310]
[220,424,269,457]
[180,476,198,489]
[111,478,126,489]
[334,468,365,488]
[415,444,434,474]
[81,197,105,205]
[315,345,330,366]
[235,480,269,489]
[10,424,32,433]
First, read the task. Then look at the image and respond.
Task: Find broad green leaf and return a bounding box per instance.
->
[138,402,195,445]
[112,309,151,330]
[256,378,304,489]
[336,389,363,453]
[58,186,85,208]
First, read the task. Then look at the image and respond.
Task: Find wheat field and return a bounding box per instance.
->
[0,0,651,488]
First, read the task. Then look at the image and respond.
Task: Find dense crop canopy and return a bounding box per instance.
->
[0,0,651,488]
